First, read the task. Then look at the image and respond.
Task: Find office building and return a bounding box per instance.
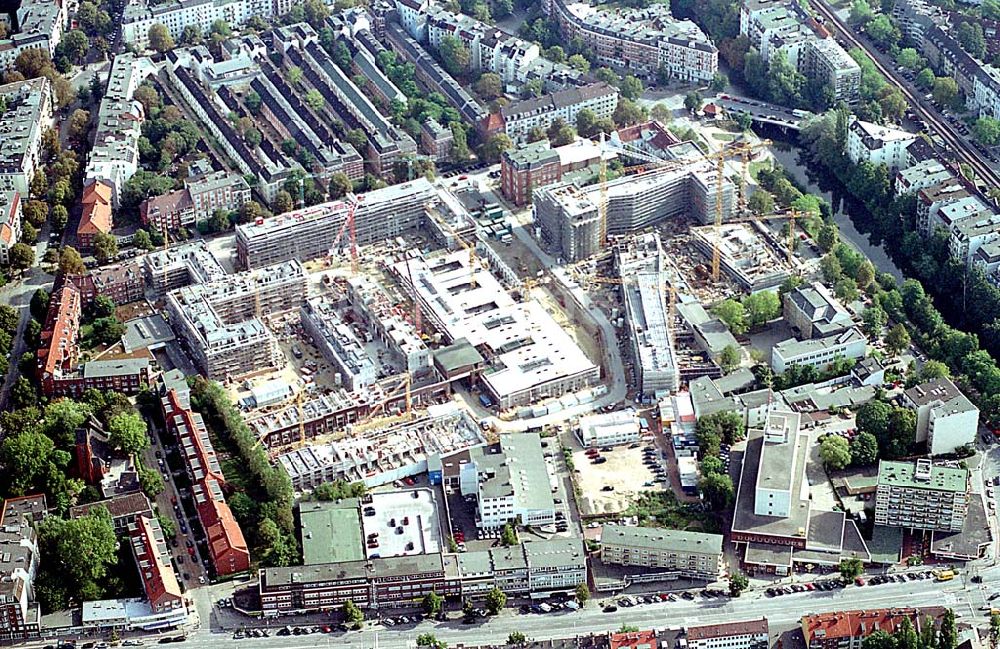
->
[686,619,769,649]
[391,250,598,408]
[783,282,853,340]
[460,432,556,532]
[600,525,723,581]
[732,410,870,573]
[501,138,610,206]
[577,411,641,448]
[771,328,867,374]
[874,459,969,532]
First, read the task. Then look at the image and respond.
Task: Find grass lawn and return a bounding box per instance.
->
[624,491,721,533]
[749,159,772,181]
[713,132,737,142]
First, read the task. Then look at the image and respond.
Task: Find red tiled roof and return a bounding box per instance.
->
[37,285,81,382]
[802,608,945,645]
[78,181,113,237]
[610,631,656,649]
[130,514,183,612]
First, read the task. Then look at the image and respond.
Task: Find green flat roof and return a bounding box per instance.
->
[877,461,967,493]
[300,500,365,565]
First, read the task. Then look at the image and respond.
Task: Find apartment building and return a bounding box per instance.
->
[85,54,157,208]
[0,191,22,266]
[875,459,968,531]
[891,0,940,43]
[846,118,917,171]
[577,411,641,448]
[385,23,490,131]
[740,0,859,101]
[916,178,972,234]
[542,0,717,82]
[166,260,306,378]
[771,328,866,374]
[0,496,44,642]
[300,296,377,392]
[894,158,954,196]
[927,194,994,238]
[121,0,272,48]
[903,378,980,456]
[0,0,64,75]
[802,609,945,649]
[159,375,250,576]
[600,525,723,581]
[421,119,453,162]
[500,83,618,143]
[128,515,186,619]
[460,432,556,532]
[0,78,53,196]
[70,493,153,534]
[36,285,81,396]
[144,240,228,297]
[973,65,1000,121]
[141,170,250,231]
[235,178,436,269]
[783,282,853,340]
[69,261,145,306]
[77,181,113,251]
[948,210,1000,267]
[686,619,769,649]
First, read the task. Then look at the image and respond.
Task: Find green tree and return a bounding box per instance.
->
[342,600,364,629]
[8,243,34,272]
[856,400,892,440]
[416,635,447,649]
[42,399,92,448]
[748,190,774,215]
[133,229,154,250]
[939,609,957,649]
[712,298,747,335]
[304,89,324,112]
[107,411,149,454]
[839,557,864,581]
[1,430,55,494]
[422,590,444,617]
[973,117,1000,146]
[866,15,900,49]
[501,522,518,546]
[819,435,851,470]
[481,133,513,163]
[90,316,125,346]
[817,222,839,251]
[575,582,590,607]
[139,463,164,497]
[989,613,999,649]
[863,631,896,649]
[885,407,916,458]
[484,586,506,615]
[684,91,703,113]
[885,323,910,356]
[474,73,503,100]
[719,344,741,373]
[742,291,780,328]
[567,54,589,72]
[39,505,117,586]
[157,514,175,538]
[93,295,115,318]
[618,75,644,101]
[439,35,470,76]
[955,21,986,58]
[895,48,923,70]
[508,632,527,645]
[932,77,959,109]
[30,289,49,321]
[147,24,174,52]
[916,68,935,90]
[700,472,734,510]
[919,360,950,381]
[850,431,879,466]
[92,231,118,263]
[861,305,888,338]
[728,572,749,597]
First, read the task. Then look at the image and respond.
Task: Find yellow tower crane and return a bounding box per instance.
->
[709,140,771,282]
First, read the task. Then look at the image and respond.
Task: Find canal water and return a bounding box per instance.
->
[768,139,905,283]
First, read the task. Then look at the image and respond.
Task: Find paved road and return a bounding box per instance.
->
[75,568,997,649]
[0,265,55,413]
[808,0,1000,193]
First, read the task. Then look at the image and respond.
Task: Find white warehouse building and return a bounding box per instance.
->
[577,411,641,448]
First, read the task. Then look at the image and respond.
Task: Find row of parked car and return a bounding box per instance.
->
[766,579,845,596]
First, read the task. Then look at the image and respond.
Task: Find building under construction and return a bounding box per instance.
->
[614,235,680,395]
[276,402,484,491]
[234,179,437,269]
[532,163,735,262]
[166,260,307,379]
[691,223,791,291]
[347,274,430,376]
[301,295,377,392]
[144,240,228,297]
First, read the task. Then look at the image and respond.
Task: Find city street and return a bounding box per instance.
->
[0,264,55,413]
[123,568,1000,649]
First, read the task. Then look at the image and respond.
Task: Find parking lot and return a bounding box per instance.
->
[566,432,667,517]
